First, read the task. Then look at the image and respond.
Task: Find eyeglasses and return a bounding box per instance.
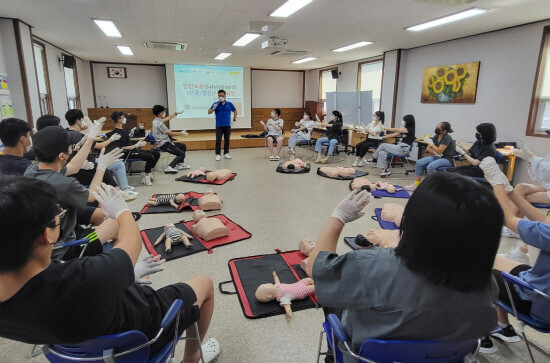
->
[45,204,67,228]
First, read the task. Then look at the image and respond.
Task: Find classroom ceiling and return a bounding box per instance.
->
[1,0,549,70]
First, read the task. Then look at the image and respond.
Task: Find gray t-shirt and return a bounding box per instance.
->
[25,163,89,244]
[313,248,497,361]
[152,117,172,147]
[431,134,456,162]
[266,118,284,137]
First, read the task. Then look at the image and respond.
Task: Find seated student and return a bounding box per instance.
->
[152,105,189,174]
[306,173,500,361]
[479,157,550,354]
[0,118,33,175]
[352,111,385,167]
[106,111,160,186]
[24,126,122,260]
[0,177,220,363]
[448,123,497,178]
[406,122,456,191]
[368,114,416,177]
[314,110,344,164]
[260,109,284,161]
[288,110,315,156]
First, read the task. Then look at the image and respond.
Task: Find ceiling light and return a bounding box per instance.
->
[232,33,261,47]
[270,0,313,17]
[117,46,133,56]
[215,52,232,60]
[332,41,373,52]
[93,19,122,37]
[406,8,487,31]
[293,57,317,64]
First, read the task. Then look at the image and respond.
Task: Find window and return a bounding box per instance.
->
[527,26,550,136]
[64,59,80,109]
[358,59,383,112]
[319,68,337,114]
[33,42,53,115]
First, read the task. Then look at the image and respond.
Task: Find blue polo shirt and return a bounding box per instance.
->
[211,101,236,127]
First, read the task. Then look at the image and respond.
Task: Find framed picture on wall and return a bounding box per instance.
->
[421,61,480,104]
[107,67,127,78]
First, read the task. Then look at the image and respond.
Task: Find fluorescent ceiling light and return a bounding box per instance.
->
[293,57,317,64]
[232,33,261,47]
[117,46,133,56]
[270,0,313,17]
[93,19,121,37]
[214,52,232,60]
[332,41,373,52]
[406,8,487,31]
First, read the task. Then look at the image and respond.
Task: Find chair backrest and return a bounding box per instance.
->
[145,132,156,144]
[45,330,150,363]
[358,339,478,363]
[495,150,504,163]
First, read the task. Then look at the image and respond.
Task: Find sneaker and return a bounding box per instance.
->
[215,154,221,161]
[404,183,417,191]
[131,212,142,222]
[501,226,521,239]
[200,338,220,363]
[289,148,296,156]
[120,190,138,202]
[356,161,366,167]
[366,158,377,165]
[318,157,328,164]
[498,242,529,264]
[479,336,498,354]
[380,169,391,177]
[224,153,232,159]
[176,163,191,170]
[352,159,360,167]
[269,156,275,161]
[274,155,280,161]
[491,325,522,343]
[126,186,136,192]
[142,175,153,186]
[164,166,178,174]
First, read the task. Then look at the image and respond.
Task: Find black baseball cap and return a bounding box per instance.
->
[32,126,70,159]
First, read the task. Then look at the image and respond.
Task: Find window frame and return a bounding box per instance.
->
[526,26,550,138]
[357,57,384,112]
[318,67,338,102]
[63,57,81,110]
[32,40,54,116]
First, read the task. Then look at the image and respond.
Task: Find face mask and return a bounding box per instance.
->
[401,122,406,128]
[332,115,337,121]
[303,115,308,120]
[218,96,225,102]
[139,125,144,129]
[271,112,276,118]
[161,112,166,118]
[122,118,127,124]
[434,128,441,135]
[25,137,32,152]
[475,132,482,140]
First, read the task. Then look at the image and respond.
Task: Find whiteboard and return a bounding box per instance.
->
[326,91,373,126]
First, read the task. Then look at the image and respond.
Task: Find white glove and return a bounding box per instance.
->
[85,119,104,140]
[330,189,370,224]
[92,183,129,219]
[109,133,122,141]
[80,161,95,170]
[134,254,166,284]
[424,137,434,146]
[259,120,265,126]
[97,147,124,171]
[479,157,513,192]
[455,139,465,149]
[181,130,189,136]
[456,146,466,155]
[129,127,137,137]
[135,140,147,148]
[211,103,219,110]
[515,142,535,161]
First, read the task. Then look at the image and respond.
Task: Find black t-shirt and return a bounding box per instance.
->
[0,249,166,345]
[326,120,343,140]
[399,126,415,146]
[0,154,31,175]
[66,129,84,146]
[469,141,497,162]
[105,128,133,153]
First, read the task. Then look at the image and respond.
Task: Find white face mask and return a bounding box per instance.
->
[25,137,32,152]
[331,115,337,121]
[121,118,127,124]
[139,125,144,129]
[271,112,276,118]
[161,112,166,118]
[218,96,225,102]
[401,122,406,128]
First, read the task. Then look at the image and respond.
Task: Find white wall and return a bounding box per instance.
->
[395,20,550,182]
[304,69,318,102]
[76,59,94,113]
[41,41,70,124]
[251,70,304,108]
[380,50,399,126]
[92,63,167,108]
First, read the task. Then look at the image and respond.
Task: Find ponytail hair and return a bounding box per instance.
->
[332,110,343,123]
[375,111,385,124]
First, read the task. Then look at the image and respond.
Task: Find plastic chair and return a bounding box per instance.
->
[318,314,479,363]
[497,272,550,363]
[321,129,345,163]
[436,154,465,172]
[531,203,550,216]
[43,299,205,363]
[387,146,414,175]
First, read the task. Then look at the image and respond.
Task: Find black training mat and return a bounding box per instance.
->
[141,192,204,214]
[317,167,368,180]
[175,173,237,185]
[141,223,207,261]
[276,162,311,174]
[225,250,318,319]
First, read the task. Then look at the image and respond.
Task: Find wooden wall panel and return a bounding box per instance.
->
[87,108,155,131]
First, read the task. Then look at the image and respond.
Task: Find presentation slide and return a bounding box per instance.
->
[166,65,251,131]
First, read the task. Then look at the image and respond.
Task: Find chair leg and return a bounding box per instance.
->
[316,329,325,362]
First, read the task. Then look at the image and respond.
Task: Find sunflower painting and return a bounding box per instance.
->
[421,61,480,104]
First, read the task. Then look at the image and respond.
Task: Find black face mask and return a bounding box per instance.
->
[475,132,482,140]
[434,128,441,135]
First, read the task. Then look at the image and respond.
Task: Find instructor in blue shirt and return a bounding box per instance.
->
[208,89,237,161]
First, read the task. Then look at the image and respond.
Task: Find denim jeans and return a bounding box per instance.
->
[415,156,451,176]
[372,142,411,169]
[107,161,129,190]
[315,137,339,155]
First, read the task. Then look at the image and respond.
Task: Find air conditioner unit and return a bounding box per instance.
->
[144,42,187,51]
